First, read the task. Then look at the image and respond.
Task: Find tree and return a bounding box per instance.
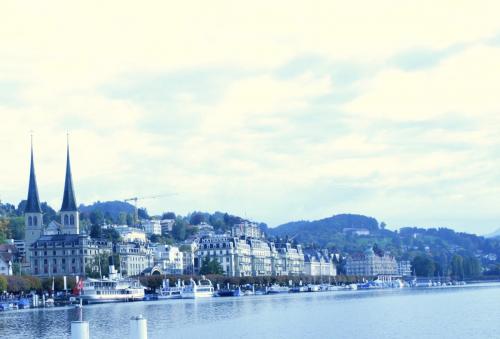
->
[0,275,7,292]
[162,212,176,220]
[172,217,187,241]
[138,208,150,220]
[7,217,24,240]
[411,255,436,277]
[90,224,102,239]
[102,228,121,243]
[450,255,465,280]
[199,257,224,275]
[189,212,205,225]
[117,212,127,225]
[89,210,105,225]
[0,218,8,243]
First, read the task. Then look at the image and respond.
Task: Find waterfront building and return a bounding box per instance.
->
[345,248,398,276]
[303,250,337,277]
[142,219,161,235]
[270,242,286,276]
[152,244,183,274]
[247,238,273,276]
[30,234,111,276]
[276,243,304,276]
[25,138,113,277]
[397,260,412,277]
[180,239,198,275]
[196,235,252,277]
[117,242,153,276]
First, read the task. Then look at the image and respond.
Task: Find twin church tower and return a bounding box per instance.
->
[24,137,80,262]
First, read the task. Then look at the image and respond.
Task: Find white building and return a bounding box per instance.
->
[114,226,147,243]
[247,238,273,276]
[197,235,252,277]
[346,248,398,276]
[276,243,304,276]
[152,245,184,275]
[160,219,175,235]
[180,239,198,275]
[117,242,153,276]
[397,260,412,277]
[0,253,13,276]
[231,222,263,239]
[142,219,161,236]
[303,250,337,277]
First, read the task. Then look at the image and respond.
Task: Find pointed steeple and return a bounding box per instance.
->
[60,136,77,212]
[25,135,43,214]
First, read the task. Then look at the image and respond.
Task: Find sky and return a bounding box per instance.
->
[1,1,500,235]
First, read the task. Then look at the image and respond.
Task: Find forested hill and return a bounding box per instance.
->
[268,214,380,245]
[267,214,500,265]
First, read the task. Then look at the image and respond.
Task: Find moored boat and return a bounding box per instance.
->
[266,284,290,294]
[182,276,214,299]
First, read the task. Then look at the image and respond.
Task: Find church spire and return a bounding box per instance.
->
[25,133,42,214]
[60,135,77,212]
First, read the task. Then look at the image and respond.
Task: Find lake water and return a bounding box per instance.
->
[1,283,499,339]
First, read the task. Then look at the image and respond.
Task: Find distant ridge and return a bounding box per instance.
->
[485,228,500,239]
[79,200,135,221]
[268,214,379,246]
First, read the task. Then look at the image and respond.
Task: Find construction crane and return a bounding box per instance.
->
[124,193,176,226]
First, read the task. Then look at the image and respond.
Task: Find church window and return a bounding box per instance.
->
[33,216,38,226]
[28,216,33,226]
[70,215,75,225]
[64,215,69,225]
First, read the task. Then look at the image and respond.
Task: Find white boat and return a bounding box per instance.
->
[266,284,290,294]
[157,279,183,299]
[158,287,183,299]
[307,284,321,292]
[78,265,145,304]
[79,278,145,304]
[182,277,214,299]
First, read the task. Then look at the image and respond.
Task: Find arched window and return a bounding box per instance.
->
[64,214,69,225]
[28,216,33,226]
[33,216,38,226]
[70,215,75,225]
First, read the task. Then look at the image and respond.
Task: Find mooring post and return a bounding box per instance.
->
[71,321,90,339]
[130,314,148,339]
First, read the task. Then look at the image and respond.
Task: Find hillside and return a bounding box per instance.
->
[268,214,380,247]
[79,200,135,221]
[486,228,500,239]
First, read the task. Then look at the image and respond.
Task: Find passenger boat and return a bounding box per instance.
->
[266,284,290,294]
[182,277,214,299]
[79,278,145,304]
[77,264,145,304]
[157,286,183,299]
[157,279,183,300]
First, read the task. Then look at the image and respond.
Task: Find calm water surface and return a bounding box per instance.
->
[1,283,499,339]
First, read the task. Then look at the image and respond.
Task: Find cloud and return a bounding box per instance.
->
[2,2,500,234]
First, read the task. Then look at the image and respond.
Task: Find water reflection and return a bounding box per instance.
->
[0,284,499,339]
